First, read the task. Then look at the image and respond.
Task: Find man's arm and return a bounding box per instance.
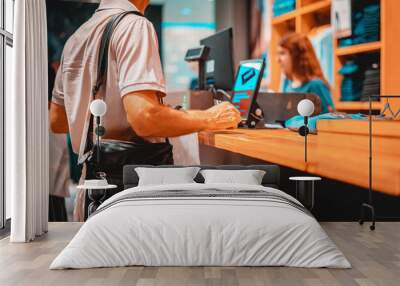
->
[123,91,241,138]
[49,102,69,134]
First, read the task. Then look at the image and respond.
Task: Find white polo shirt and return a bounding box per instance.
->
[52,0,166,158]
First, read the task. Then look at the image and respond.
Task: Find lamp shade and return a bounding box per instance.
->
[90,99,107,117]
[297,99,315,117]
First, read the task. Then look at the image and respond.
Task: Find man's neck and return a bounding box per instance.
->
[129,0,145,13]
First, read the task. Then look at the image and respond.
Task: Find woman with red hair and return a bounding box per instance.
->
[278,32,335,113]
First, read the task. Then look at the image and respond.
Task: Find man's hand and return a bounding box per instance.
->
[123,91,241,138]
[205,102,241,130]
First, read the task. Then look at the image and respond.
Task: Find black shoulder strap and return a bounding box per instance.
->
[81,11,144,163]
[92,11,143,98]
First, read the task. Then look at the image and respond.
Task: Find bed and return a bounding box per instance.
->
[50,165,350,269]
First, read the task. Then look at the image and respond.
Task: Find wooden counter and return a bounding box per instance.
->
[199,120,400,196]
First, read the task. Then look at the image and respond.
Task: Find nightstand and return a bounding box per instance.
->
[289,177,321,210]
[77,184,117,216]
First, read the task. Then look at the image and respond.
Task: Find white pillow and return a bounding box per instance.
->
[200,169,266,185]
[135,167,201,186]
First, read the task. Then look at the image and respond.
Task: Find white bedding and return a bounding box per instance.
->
[50,183,351,269]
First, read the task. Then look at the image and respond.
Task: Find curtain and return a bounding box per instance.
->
[9,0,49,242]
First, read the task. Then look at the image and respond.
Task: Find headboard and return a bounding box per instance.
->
[123,165,280,189]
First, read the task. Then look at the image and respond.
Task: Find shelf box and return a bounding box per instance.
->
[300,0,331,16]
[300,0,329,8]
[272,10,297,25]
[336,42,382,57]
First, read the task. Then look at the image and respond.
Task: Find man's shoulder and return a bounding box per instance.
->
[62,12,154,59]
[111,13,155,45]
[115,12,153,32]
[62,16,96,56]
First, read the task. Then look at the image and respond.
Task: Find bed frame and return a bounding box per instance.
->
[123,165,281,189]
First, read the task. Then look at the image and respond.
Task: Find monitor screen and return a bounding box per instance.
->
[231,60,265,121]
[200,28,234,90]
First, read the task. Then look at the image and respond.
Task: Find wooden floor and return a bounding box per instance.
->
[0,222,399,286]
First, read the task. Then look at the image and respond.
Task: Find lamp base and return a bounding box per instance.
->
[298,126,309,136]
[359,203,376,231]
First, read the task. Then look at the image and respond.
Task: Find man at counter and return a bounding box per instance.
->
[49,0,240,166]
[49,0,240,220]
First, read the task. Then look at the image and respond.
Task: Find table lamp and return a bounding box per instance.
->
[297,99,315,162]
[90,99,107,166]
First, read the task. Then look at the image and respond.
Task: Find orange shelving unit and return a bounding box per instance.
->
[269,0,400,112]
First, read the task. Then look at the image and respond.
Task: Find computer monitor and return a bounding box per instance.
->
[200,28,234,91]
[231,59,265,123]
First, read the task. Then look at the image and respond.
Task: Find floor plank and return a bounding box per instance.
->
[0,222,399,286]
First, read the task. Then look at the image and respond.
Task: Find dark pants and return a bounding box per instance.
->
[49,195,68,222]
